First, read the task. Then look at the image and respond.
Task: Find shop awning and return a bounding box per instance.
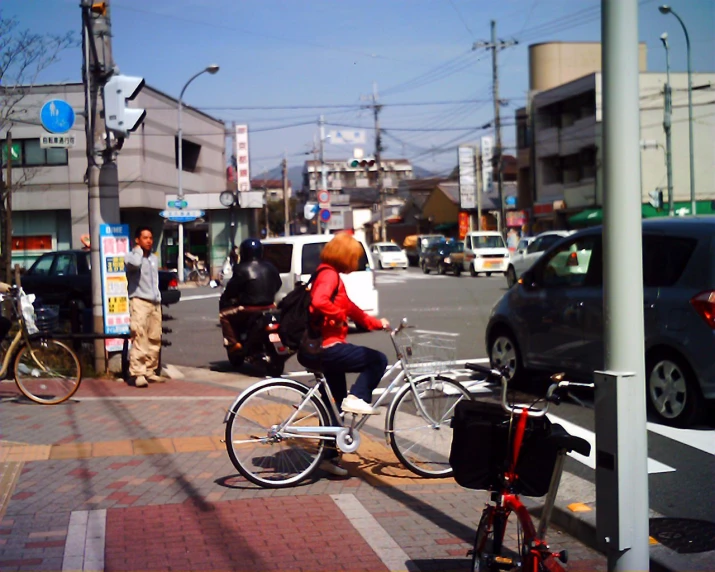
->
[568,200,714,227]
[434,222,458,232]
[568,208,602,226]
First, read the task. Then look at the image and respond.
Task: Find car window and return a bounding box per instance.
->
[301,243,325,275]
[517,238,530,251]
[263,244,293,273]
[78,252,91,274]
[526,237,542,254]
[539,236,597,288]
[379,245,401,252]
[473,235,506,249]
[643,235,697,287]
[28,254,54,276]
[539,234,565,251]
[54,253,77,276]
[465,236,472,249]
[451,242,464,253]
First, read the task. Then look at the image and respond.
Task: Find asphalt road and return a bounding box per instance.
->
[163,267,715,525]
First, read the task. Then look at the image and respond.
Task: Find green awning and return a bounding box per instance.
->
[434,222,458,232]
[568,208,602,226]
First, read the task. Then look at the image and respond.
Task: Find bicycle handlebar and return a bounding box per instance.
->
[465,362,594,416]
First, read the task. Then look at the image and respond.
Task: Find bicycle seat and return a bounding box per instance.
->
[549,424,591,457]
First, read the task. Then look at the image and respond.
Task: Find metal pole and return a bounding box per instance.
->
[4,130,11,284]
[598,2,649,570]
[476,144,482,231]
[373,84,386,242]
[491,20,505,238]
[319,115,328,235]
[282,156,289,236]
[678,13,696,215]
[177,95,184,282]
[661,34,674,216]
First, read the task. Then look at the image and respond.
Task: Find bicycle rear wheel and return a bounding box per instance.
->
[225,381,330,488]
[14,338,82,405]
[388,375,472,477]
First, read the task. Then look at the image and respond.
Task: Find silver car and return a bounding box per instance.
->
[486,217,715,427]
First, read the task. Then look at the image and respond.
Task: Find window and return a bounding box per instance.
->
[301,243,325,276]
[379,244,401,252]
[473,235,506,248]
[174,137,201,172]
[78,252,91,275]
[642,235,697,287]
[1,139,68,168]
[539,236,598,288]
[54,253,77,276]
[28,254,54,276]
[263,244,293,273]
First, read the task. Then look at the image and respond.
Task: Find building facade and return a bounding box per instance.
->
[1,82,249,275]
[302,158,414,194]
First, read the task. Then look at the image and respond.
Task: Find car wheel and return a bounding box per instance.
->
[469,264,478,277]
[489,329,524,386]
[438,263,446,275]
[227,350,245,369]
[421,261,430,274]
[379,260,385,270]
[454,266,462,277]
[646,351,705,427]
[485,272,492,277]
[506,266,517,288]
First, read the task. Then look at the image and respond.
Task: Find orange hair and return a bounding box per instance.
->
[320,233,362,274]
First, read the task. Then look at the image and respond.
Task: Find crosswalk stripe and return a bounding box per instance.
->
[548,413,676,474]
[646,422,715,455]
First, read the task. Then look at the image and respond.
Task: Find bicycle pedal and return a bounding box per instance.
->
[493,556,516,570]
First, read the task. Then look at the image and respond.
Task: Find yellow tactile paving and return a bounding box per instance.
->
[342,433,454,487]
[50,443,93,459]
[567,502,593,513]
[172,436,216,453]
[92,440,134,457]
[132,438,176,455]
[0,444,51,462]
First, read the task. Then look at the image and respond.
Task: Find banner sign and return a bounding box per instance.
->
[328,130,366,144]
[459,211,470,240]
[235,124,251,192]
[99,224,131,352]
[481,136,494,194]
[458,145,476,210]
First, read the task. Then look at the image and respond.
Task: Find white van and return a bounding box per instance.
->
[262,235,379,317]
[463,231,510,276]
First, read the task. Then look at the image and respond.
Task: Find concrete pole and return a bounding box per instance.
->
[4,130,11,284]
[319,115,329,235]
[373,84,386,242]
[661,34,674,216]
[597,1,649,570]
[490,20,505,238]
[282,157,289,236]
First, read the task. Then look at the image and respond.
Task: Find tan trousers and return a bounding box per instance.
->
[129,297,162,377]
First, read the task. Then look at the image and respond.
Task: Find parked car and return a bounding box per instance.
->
[485,217,715,427]
[20,250,181,316]
[463,231,510,277]
[262,234,379,317]
[370,242,408,269]
[505,231,574,287]
[421,240,464,276]
[402,234,445,266]
[514,236,535,257]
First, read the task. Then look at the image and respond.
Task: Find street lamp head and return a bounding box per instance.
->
[660,32,669,47]
[206,64,220,74]
[658,5,671,14]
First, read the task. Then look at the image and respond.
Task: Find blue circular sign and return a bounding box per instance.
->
[319,208,331,222]
[505,195,517,207]
[40,99,76,134]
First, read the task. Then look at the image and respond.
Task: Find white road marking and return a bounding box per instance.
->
[646,422,715,455]
[180,292,222,301]
[63,509,106,571]
[547,414,676,474]
[331,494,418,572]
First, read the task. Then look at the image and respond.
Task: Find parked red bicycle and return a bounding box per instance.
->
[450,363,593,572]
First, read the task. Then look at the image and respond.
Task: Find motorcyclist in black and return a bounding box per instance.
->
[219,238,282,354]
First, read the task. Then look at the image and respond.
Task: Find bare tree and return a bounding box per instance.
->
[0,12,77,280]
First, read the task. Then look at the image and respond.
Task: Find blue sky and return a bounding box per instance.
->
[4,0,714,176]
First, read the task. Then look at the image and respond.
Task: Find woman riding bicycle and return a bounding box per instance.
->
[298,233,390,476]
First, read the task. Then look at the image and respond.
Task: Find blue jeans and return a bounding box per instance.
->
[299,343,388,421]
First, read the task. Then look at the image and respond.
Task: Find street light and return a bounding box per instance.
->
[177,64,219,282]
[659,32,674,216]
[659,5,696,216]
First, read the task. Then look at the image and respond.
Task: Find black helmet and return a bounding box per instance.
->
[239,238,263,262]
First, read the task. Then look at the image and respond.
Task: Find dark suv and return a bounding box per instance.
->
[421,241,464,276]
[485,217,715,427]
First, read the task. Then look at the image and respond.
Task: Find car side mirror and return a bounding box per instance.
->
[520,269,538,290]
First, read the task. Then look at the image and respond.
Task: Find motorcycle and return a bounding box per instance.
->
[224,308,291,377]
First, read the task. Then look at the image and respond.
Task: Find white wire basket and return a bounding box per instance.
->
[396,329,458,376]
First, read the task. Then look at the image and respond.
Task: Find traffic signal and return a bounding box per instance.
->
[103,74,146,136]
[348,158,376,168]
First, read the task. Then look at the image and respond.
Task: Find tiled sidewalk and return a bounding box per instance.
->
[0,376,607,571]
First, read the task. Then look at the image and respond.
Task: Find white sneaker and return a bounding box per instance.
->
[319,459,349,477]
[341,394,378,415]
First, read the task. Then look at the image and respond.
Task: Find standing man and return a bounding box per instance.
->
[125,227,163,388]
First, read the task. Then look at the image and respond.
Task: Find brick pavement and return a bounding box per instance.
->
[0,376,607,571]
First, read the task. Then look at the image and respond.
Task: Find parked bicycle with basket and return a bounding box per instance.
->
[224,319,474,487]
[0,284,82,404]
[450,363,592,572]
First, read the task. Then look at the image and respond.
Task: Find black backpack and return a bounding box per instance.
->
[277,267,338,351]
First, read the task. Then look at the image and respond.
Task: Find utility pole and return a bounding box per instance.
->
[282,156,290,236]
[81,0,121,373]
[4,130,12,283]
[318,115,328,235]
[474,21,517,237]
[372,84,386,242]
[660,33,674,216]
[476,144,482,232]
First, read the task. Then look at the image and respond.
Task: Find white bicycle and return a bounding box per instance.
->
[224,319,475,488]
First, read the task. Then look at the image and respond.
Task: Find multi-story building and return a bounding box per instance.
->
[1,82,248,274]
[531,71,714,229]
[302,158,414,195]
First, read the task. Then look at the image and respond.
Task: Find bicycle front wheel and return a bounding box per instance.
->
[225,381,330,488]
[388,375,472,477]
[14,338,82,405]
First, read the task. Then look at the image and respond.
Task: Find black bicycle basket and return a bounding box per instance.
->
[449,399,558,497]
[34,306,60,335]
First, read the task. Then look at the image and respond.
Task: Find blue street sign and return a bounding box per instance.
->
[505,195,517,207]
[160,209,204,223]
[40,99,76,134]
[319,208,331,222]
[168,200,188,209]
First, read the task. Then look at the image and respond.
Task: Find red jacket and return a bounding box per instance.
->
[309,263,383,347]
